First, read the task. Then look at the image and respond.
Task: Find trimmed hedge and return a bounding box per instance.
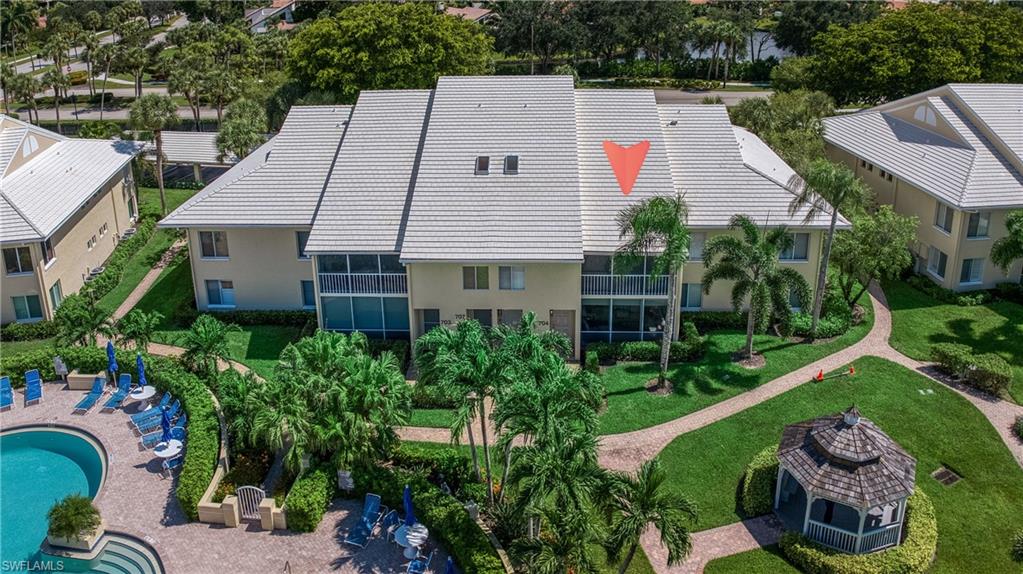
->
[585,323,705,365]
[79,217,157,302]
[787,312,851,339]
[1012,529,1023,564]
[994,282,1023,305]
[1,320,58,342]
[390,443,475,494]
[931,343,1013,395]
[0,346,219,521]
[741,444,778,517]
[906,274,992,306]
[583,351,599,374]
[780,489,937,574]
[930,343,974,376]
[682,310,747,332]
[285,464,335,533]
[1014,415,1023,441]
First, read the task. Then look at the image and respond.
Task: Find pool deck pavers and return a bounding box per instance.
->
[0,386,448,574]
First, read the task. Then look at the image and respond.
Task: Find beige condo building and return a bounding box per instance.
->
[0,116,142,325]
[161,76,841,359]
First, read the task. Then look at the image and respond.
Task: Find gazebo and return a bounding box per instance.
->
[774,407,916,554]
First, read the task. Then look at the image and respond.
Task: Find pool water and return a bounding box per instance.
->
[0,429,104,572]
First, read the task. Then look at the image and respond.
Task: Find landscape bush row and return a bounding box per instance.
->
[284,464,335,533]
[585,321,705,365]
[740,444,778,517]
[1,319,58,342]
[931,342,1013,396]
[79,217,157,302]
[904,275,992,307]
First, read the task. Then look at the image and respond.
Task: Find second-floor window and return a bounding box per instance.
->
[199,231,229,259]
[934,202,953,234]
[40,239,54,265]
[780,233,810,261]
[966,212,990,238]
[296,231,310,259]
[689,233,706,261]
[499,266,525,290]
[475,156,490,175]
[463,266,489,290]
[3,246,32,275]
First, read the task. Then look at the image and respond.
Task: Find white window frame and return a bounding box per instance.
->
[681,283,702,310]
[934,202,953,234]
[498,266,526,290]
[688,233,706,261]
[463,266,489,290]
[959,258,984,286]
[965,211,990,239]
[11,294,44,322]
[199,231,230,260]
[40,239,55,269]
[206,279,236,309]
[3,246,34,276]
[927,246,948,279]
[780,233,810,261]
[49,280,63,311]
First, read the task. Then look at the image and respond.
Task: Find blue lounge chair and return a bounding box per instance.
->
[161,455,183,478]
[381,510,399,542]
[24,370,42,405]
[73,377,106,414]
[101,374,132,412]
[0,377,12,411]
[407,549,436,574]
[141,415,187,449]
[136,401,180,434]
[344,518,373,548]
[361,493,384,524]
[130,393,171,423]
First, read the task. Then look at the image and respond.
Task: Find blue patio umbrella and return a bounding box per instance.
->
[444,556,456,574]
[160,407,173,443]
[106,341,118,384]
[403,484,416,527]
[136,353,148,389]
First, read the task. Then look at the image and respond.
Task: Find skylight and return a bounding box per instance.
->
[475,156,489,175]
[504,155,518,175]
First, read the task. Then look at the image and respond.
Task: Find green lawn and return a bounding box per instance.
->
[1,338,55,357]
[704,545,798,573]
[409,408,456,429]
[655,356,1023,574]
[138,186,196,217]
[885,280,1023,404]
[597,299,874,435]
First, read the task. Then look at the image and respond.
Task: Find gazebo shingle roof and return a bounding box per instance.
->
[778,407,916,509]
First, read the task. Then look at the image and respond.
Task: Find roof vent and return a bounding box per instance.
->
[669,120,678,126]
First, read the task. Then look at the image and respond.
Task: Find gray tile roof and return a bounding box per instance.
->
[948,84,1023,163]
[778,408,916,509]
[159,106,351,227]
[145,131,240,165]
[660,105,840,230]
[306,90,432,254]
[399,76,583,262]
[576,90,676,253]
[0,195,40,242]
[0,126,27,177]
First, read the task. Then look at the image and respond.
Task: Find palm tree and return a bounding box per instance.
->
[80,32,98,98]
[512,510,603,574]
[616,193,691,389]
[789,159,869,337]
[702,214,811,361]
[10,73,41,124]
[41,68,69,134]
[118,46,149,98]
[4,0,38,63]
[203,68,240,127]
[248,374,313,471]
[604,458,698,574]
[130,94,179,215]
[53,294,114,347]
[93,43,119,122]
[217,98,267,161]
[992,210,1023,275]
[116,309,164,352]
[0,64,14,115]
[179,314,239,378]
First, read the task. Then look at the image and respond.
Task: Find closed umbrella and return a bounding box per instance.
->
[403,484,416,526]
[106,341,118,386]
[136,353,148,390]
[160,407,173,443]
[444,556,456,574]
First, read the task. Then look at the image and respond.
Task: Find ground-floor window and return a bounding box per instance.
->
[926,246,948,279]
[419,308,440,334]
[959,258,984,285]
[498,308,523,326]
[468,308,493,327]
[301,280,315,308]
[681,283,702,310]
[12,294,43,322]
[581,297,667,343]
[206,279,235,307]
[320,296,409,339]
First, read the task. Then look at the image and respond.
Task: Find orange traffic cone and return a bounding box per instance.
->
[849,365,856,376]
[815,369,824,382]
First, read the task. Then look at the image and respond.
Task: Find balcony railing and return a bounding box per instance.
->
[581,274,670,297]
[318,273,407,295]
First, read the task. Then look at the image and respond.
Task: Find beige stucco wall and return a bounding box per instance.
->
[188,227,314,311]
[3,130,61,176]
[407,261,582,358]
[1,167,135,324]
[827,145,1023,290]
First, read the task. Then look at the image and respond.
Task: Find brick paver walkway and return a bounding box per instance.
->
[111,239,187,322]
[641,516,783,574]
[0,384,448,574]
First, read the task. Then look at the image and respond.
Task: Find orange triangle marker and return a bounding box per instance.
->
[603,140,650,196]
[815,369,824,382]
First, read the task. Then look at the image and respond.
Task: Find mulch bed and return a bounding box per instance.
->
[645,377,675,395]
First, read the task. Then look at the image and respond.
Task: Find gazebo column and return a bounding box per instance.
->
[896,498,907,540]
[801,494,814,535]
[853,507,868,553]
[193,163,202,183]
[773,466,785,509]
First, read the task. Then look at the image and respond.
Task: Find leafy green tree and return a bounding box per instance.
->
[78,120,121,139]
[990,210,1023,276]
[702,214,811,361]
[773,0,883,56]
[217,98,267,161]
[116,309,165,352]
[830,205,918,306]
[605,458,698,574]
[130,93,179,214]
[54,294,114,347]
[288,2,494,103]
[82,10,103,33]
[770,55,813,92]
[616,194,690,389]
[2,0,38,61]
[116,46,150,97]
[179,314,239,378]
[493,1,586,74]
[41,68,69,134]
[730,89,834,171]
[789,160,869,337]
[203,68,240,127]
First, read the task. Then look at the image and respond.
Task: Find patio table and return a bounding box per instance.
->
[129,385,157,403]
[394,523,429,559]
[154,439,183,459]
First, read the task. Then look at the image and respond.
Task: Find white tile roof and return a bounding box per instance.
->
[159,106,351,227]
[305,90,432,254]
[399,76,583,262]
[0,126,27,176]
[145,131,240,165]
[948,84,1023,163]
[1,115,142,244]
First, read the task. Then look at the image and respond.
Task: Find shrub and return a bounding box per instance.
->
[585,342,619,365]
[787,312,851,339]
[390,443,474,494]
[683,310,747,332]
[741,444,778,517]
[285,464,335,533]
[213,451,271,503]
[368,339,410,373]
[583,351,599,374]
[994,282,1023,305]
[411,381,457,409]
[79,217,157,302]
[780,489,937,574]
[47,494,101,541]
[905,274,992,306]
[965,353,1013,395]
[1,320,58,342]
[1012,529,1023,564]
[1014,415,1023,441]
[617,339,705,362]
[205,309,315,327]
[930,343,974,376]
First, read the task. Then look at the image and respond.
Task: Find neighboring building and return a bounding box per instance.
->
[443,5,494,24]
[144,131,241,183]
[245,0,296,34]
[161,76,841,358]
[0,115,143,324]
[823,84,1023,291]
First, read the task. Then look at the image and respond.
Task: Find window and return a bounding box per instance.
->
[582,255,611,274]
[422,309,441,333]
[966,212,990,238]
[462,266,489,290]
[503,155,518,175]
[498,309,523,326]
[468,308,492,327]
[3,246,33,275]
[318,255,348,273]
[789,287,803,311]
[913,104,937,126]
[780,233,810,261]
[199,231,229,258]
[498,266,525,290]
[301,280,315,308]
[860,159,866,168]
[296,231,310,259]
[681,283,702,309]
[886,173,893,182]
[867,163,874,172]
[12,295,43,322]
[49,281,63,311]
[689,233,706,261]
[960,258,984,285]
[353,297,384,330]
[611,300,642,334]
[40,239,54,265]
[128,194,136,220]
[380,255,405,274]
[99,223,108,237]
[643,301,667,335]
[927,246,948,279]
[879,169,887,179]
[582,299,611,333]
[475,156,490,175]
[934,203,953,234]
[86,236,96,251]
[205,279,236,307]
[349,255,379,273]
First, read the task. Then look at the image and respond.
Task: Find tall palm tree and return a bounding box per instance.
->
[248,374,313,471]
[0,64,14,115]
[93,43,119,122]
[789,159,869,336]
[116,309,164,352]
[41,68,69,134]
[9,73,41,124]
[616,193,691,389]
[702,214,811,361]
[130,94,179,215]
[605,458,698,574]
[80,32,98,98]
[217,98,267,161]
[512,510,603,574]
[992,210,1023,275]
[4,0,38,63]
[178,314,239,378]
